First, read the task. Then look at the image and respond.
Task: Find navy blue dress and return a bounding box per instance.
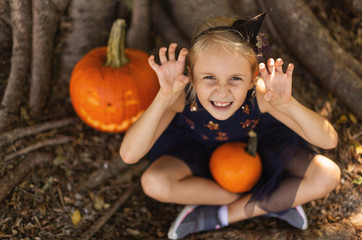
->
[148,89,313,200]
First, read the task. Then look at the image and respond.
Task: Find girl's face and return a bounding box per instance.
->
[192,46,254,120]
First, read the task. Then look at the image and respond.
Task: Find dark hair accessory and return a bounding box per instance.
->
[231,12,266,45]
[191,12,267,47]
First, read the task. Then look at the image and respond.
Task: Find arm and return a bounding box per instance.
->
[257,58,338,149]
[120,43,189,164]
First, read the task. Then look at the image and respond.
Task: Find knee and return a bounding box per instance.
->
[311,155,341,195]
[141,169,173,202]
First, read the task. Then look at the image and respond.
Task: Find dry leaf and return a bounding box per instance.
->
[355,145,362,155]
[93,195,105,211]
[336,114,348,126]
[72,209,81,226]
[348,113,357,124]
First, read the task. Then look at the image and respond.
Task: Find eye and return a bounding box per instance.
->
[203,76,216,80]
[230,76,242,81]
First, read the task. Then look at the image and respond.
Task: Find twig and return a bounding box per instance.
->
[0,117,77,147]
[0,151,53,202]
[79,181,140,240]
[4,135,75,162]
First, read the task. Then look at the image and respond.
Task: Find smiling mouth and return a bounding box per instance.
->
[211,101,233,108]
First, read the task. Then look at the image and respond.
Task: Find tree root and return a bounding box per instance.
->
[0,0,32,132]
[29,0,70,117]
[4,135,75,162]
[0,117,77,147]
[0,151,54,202]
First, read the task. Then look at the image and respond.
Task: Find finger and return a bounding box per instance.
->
[159,47,167,64]
[258,63,268,79]
[286,63,294,78]
[267,58,275,74]
[177,48,188,64]
[148,55,159,72]
[259,63,272,90]
[168,43,177,61]
[275,58,284,73]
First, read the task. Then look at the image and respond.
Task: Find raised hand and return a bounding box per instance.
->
[259,58,293,108]
[148,43,189,98]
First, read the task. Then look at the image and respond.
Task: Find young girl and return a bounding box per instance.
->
[119,13,340,239]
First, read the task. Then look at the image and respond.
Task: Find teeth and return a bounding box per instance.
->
[213,101,231,107]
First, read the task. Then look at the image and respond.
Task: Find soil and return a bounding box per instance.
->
[0,0,361,239]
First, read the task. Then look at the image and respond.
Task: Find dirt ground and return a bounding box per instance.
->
[0,1,361,240]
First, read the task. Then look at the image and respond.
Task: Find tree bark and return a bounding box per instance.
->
[0,0,12,89]
[165,0,232,40]
[126,0,151,51]
[0,0,32,132]
[228,0,259,18]
[29,0,70,118]
[56,0,118,88]
[151,0,188,49]
[260,0,362,120]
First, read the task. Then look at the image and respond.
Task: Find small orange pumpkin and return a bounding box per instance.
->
[210,131,262,193]
[69,19,159,133]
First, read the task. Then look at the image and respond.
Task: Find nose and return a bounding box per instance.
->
[216,83,229,98]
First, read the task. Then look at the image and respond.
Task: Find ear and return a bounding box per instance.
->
[249,70,259,89]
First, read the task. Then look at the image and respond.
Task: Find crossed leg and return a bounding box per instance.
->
[141,151,340,224]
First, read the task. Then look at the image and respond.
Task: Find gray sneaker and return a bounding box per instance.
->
[168,205,222,239]
[267,205,308,230]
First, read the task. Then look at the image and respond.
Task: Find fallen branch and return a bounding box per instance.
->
[0,117,77,147]
[79,181,140,240]
[0,151,53,202]
[76,158,148,193]
[4,135,75,162]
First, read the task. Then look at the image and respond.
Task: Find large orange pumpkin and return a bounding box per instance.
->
[210,137,262,193]
[69,19,159,133]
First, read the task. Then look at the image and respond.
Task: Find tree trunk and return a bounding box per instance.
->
[0,0,32,132]
[228,0,259,18]
[126,0,151,51]
[56,0,118,88]
[150,0,188,49]
[0,0,12,90]
[166,0,232,40]
[29,0,70,118]
[260,0,362,120]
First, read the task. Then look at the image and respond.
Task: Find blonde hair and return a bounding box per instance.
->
[186,16,259,101]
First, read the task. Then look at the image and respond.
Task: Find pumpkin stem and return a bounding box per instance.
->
[105,19,129,68]
[247,130,258,157]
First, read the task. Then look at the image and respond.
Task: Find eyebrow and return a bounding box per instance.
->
[198,72,247,77]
